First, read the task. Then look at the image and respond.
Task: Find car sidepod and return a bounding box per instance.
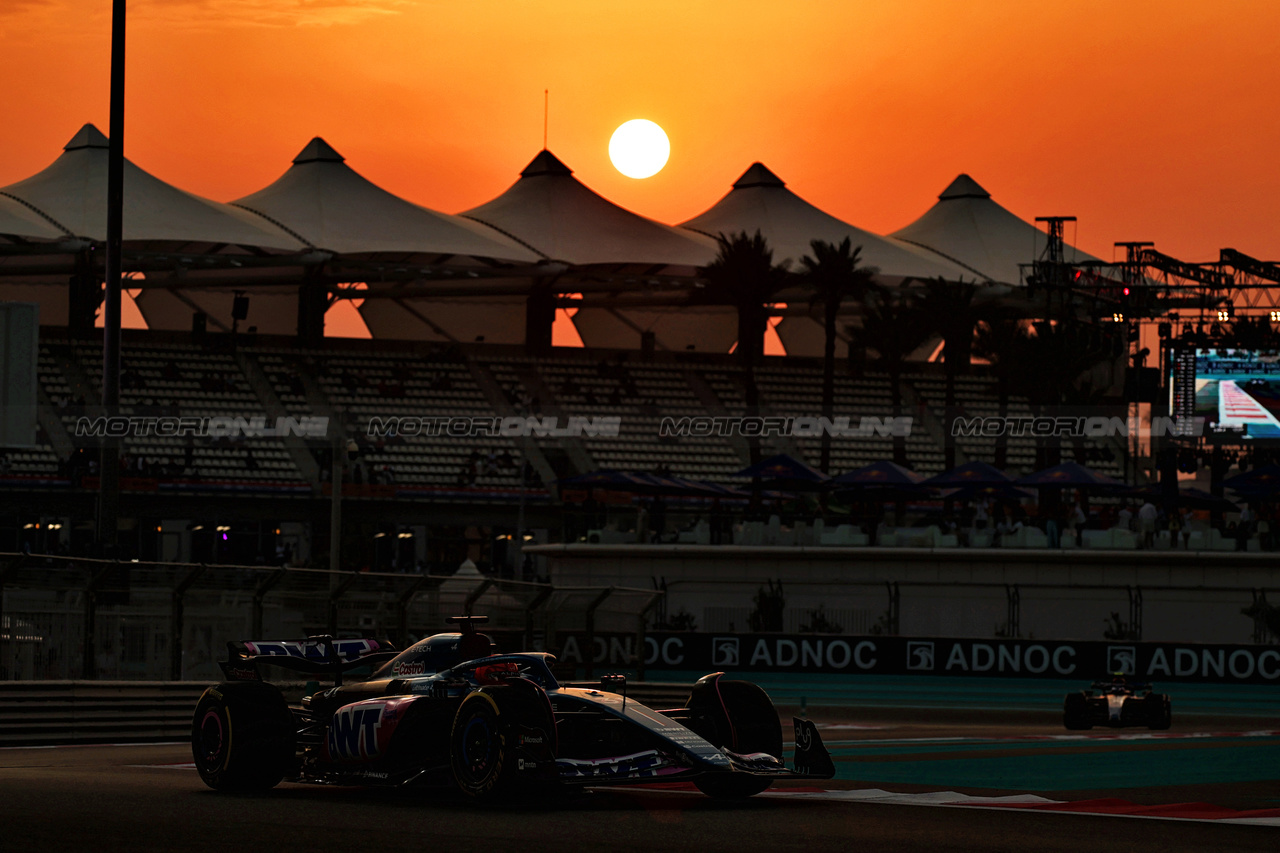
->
[310,694,454,785]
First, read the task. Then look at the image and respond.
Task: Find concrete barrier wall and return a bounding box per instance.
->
[0,680,209,746]
[525,544,1278,644]
[0,679,691,747]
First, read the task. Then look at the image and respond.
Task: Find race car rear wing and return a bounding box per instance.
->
[220,636,398,685]
[1089,680,1153,692]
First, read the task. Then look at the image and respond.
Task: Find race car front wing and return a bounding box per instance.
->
[554,717,836,784]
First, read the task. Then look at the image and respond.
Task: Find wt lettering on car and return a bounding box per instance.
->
[324,698,411,762]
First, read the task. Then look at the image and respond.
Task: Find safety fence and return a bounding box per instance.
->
[0,553,663,683]
[658,577,1279,646]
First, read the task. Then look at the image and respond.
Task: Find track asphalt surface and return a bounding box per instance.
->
[2,677,1278,852]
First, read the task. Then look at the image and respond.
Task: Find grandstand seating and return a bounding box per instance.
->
[270,344,528,493]
[751,362,941,473]
[910,373,1126,480]
[11,332,1156,517]
[7,345,71,478]
[12,331,1277,561]
[520,355,745,480]
[56,338,304,485]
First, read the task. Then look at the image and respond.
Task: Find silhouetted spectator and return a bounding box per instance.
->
[1138,500,1157,547]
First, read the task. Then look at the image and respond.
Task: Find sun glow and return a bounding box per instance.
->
[608,119,670,179]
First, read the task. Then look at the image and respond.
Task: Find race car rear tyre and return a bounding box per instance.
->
[687,679,782,799]
[1146,694,1172,730]
[1063,692,1092,730]
[192,682,295,793]
[450,682,556,801]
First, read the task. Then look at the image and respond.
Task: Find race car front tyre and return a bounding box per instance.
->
[451,693,509,800]
[1146,694,1172,730]
[453,686,552,799]
[1063,692,1092,730]
[192,682,295,793]
[450,683,555,801]
[688,679,781,799]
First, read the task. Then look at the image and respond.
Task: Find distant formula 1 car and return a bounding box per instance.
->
[192,617,835,800]
[1063,675,1172,730]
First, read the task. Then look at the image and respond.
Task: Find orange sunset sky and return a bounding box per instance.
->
[2,0,1278,335]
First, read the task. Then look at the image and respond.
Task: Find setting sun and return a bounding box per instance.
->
[608,119,670,179]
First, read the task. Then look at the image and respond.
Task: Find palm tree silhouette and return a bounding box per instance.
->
[973,316,1027,469]
[849,285,930,467]
[920,277,988,469]
[799,237,878,473]
[697,230,792,465]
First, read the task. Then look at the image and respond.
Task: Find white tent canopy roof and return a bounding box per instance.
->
[0,124,301,250]
[460,150,717,266]
[679,162,968,280]
[891,174,1102,285]
[233,137,538,261]
[0,193,66,241]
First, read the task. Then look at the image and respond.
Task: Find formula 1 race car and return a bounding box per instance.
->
[1062,675,1172,730]
[192,617,835,800]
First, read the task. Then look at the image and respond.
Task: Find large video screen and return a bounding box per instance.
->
[1174,348,1280,439]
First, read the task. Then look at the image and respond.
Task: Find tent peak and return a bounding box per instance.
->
[293,137,345,164]
[520,149,573,178]
[732,162,786,189]
[939,173,991,200]
[64,124,109,151]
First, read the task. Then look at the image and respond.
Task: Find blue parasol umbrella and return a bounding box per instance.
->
[556,469,654,490]
[555,469,700,497]
[921,460,1014,488]
[1015,461,1126,489]
[832,460,925,486]
[688,479,752,499]
[1127,484,1239,512]
[733,454,831,492]
[831,461,933,503]
[943,482,1035,502]
[1224,464,1280,497]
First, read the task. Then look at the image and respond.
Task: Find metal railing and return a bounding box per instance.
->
[655,577,1275,646]
[0,553,662,682]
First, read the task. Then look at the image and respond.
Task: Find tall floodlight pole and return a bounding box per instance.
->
[330,429,344,583]
[1116,242,1154,485]
[98,0,126,557]
[1033,216,1076,320]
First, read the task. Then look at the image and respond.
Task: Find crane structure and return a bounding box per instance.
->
[1024,243,1280,325]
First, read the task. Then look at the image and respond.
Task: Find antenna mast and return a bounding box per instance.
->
[543,89,548,150]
